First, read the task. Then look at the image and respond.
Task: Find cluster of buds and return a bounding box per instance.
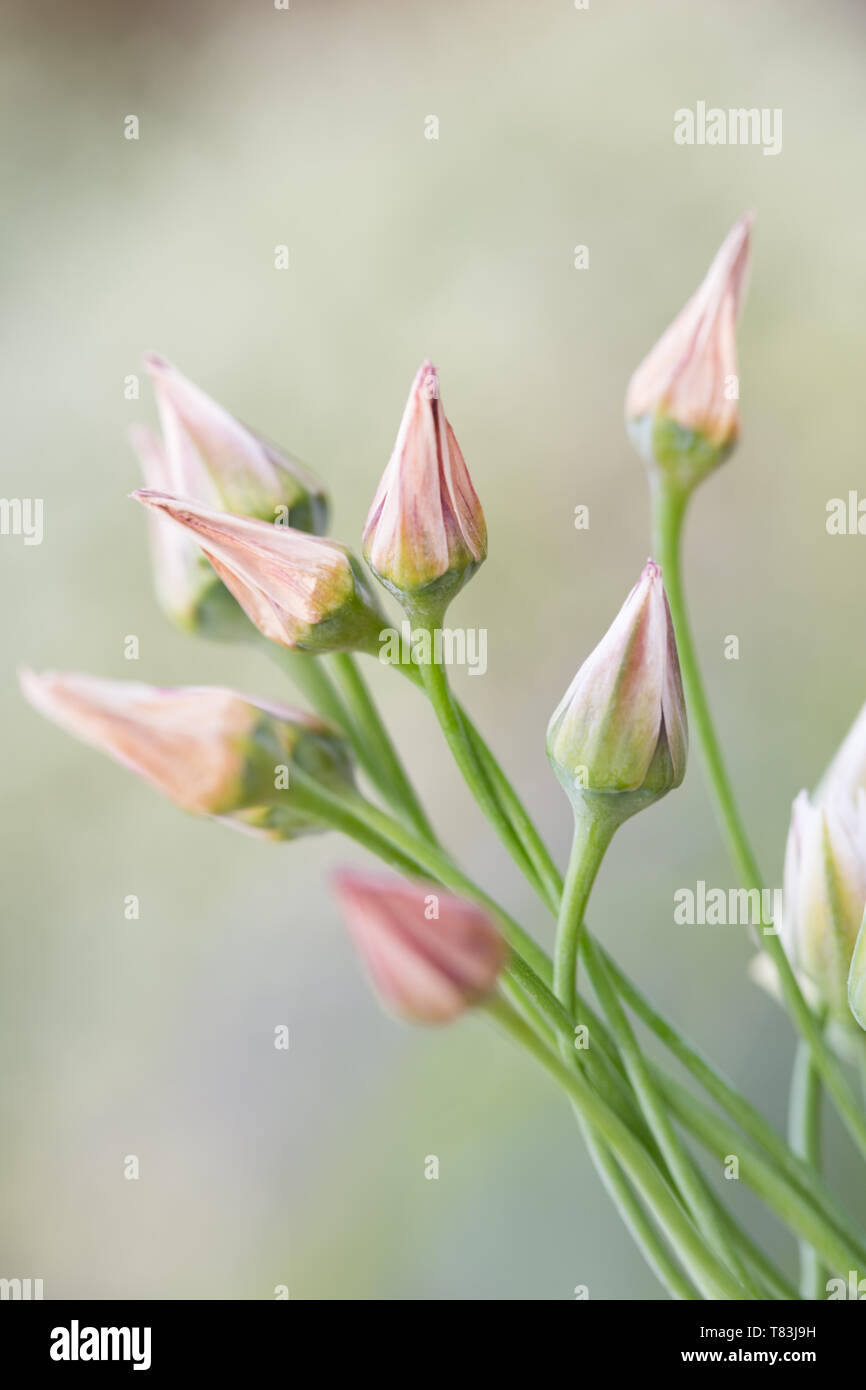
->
[626,214,752,495]
[26,337,702,1026]
[546,559,688,825]
[20,670,354,840]
[131,356,329,635]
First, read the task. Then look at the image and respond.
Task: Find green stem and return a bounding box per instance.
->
[789,1036,827,1299]
[413,641,546,895]
[289,771,552,986]
[599,945,866,1265]
[267,645,354,731]
[582,934,760,1296]
[656,1067,859,1279]
[300,777,809,1295]
[554,805,617,1018]
[484,995,746,1300]
[580,1118,698,1300]
[311,772,866,1278]
[329,652,437,842]
[651,475,866,1163]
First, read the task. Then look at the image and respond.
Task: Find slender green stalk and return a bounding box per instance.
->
[329,652,437,842]
[484,995,746,1299]
[582,934,759,1297]
[289,770,552,984]
[651,475,866,1162]
[656,1068,860,1278]
[267,645,354,731]
[580,1120,698,1300]
[315,783,800,1289]
[598,945,866,1262]
[413,641,545,893]
[554,806,617,1018]
[789,1036,827,1299]
[303,767,861,1273]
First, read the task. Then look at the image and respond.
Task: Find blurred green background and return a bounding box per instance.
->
[3,0,866,1299]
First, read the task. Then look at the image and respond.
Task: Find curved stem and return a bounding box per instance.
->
[651,475,866,1163]
[789,1036,827,1299]
[582,935,759,1297]
[297,775,826,1292]
[329,652,437,842]
[485,996,745,1300]
[554,805,616,1018]
[267,645,354,732]
[600,945,866,1265]
[581,1119,698,1300]
[413,640,546,895]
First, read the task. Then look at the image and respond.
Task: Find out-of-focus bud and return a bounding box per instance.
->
[816,699,866,809]
[332,868,507,1023]
[20,670,354,838]
[848,911,866,1032]
[362,361,487,623]
[626,214,752,492]
[546,560,687,822]
[132,491,385,655]
[780,789,866,1023]
[144,354,329,532]
[129,425,250,638]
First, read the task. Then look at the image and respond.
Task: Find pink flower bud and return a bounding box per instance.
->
[129,424,234,633]
[144,354,328,532]
[20,670,353,834]
[332,869,507,1024]
[132,491,384,654]
[547,560,687,818]
[626,214,752,484]
[362,361,487,619]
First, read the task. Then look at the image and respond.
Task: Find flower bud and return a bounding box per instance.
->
[816,698,866,809]
[780,788,866,1023]
[362,361,487,622]
[20,670,354,838]
[332,869,507,1023]
[626,214,752,491]
[129,424,249,637]
[145,354,329,532]
[132,491,385,655]
[546,560,687,821]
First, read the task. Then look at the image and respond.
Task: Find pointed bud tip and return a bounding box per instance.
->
[142,351,172,377]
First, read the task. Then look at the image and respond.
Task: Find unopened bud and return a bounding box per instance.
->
[547,560,687,822]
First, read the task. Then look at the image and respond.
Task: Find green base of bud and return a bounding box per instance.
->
[550,765,670,831]
[628,412,735,496]
[373,562,482,629]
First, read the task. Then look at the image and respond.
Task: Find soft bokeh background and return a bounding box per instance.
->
[3,0,866,1300]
